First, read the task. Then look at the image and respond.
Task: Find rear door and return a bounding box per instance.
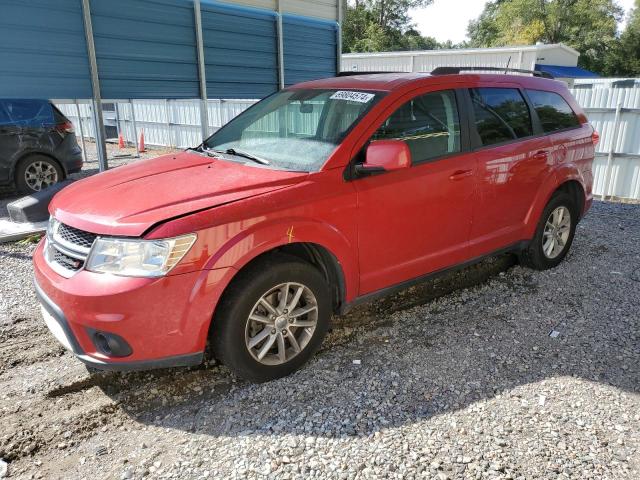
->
[525,89,594,198]
[353,87,477,295]
[466,85,553,257]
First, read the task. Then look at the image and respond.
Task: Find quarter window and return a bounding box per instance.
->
[470,88,533,146]
[526,89,581,133]
[372,90,461,162]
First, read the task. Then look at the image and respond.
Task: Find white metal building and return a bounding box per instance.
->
[341,44,596,81]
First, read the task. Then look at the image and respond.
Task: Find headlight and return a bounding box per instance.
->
[85,234,197,277]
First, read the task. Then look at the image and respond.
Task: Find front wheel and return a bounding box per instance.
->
[520,191,577,270]
[211,256,331,382]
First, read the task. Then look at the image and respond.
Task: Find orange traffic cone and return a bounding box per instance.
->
[118,132,125,149]
[138,129,146,153]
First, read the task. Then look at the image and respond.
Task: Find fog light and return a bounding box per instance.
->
[89,329,132,357]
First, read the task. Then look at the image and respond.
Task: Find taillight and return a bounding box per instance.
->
[56,121,75,134]
[591,129,600,147]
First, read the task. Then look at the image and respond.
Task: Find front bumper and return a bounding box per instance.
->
[33,239,231,371]
[35,279,203,371]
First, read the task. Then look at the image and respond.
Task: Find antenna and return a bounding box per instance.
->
[504,56,511,74]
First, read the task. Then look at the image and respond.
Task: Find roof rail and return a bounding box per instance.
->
[430,66,554,79]
[337,71,405,76]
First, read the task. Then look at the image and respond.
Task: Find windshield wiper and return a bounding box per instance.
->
[225,148,270,165]
[201,146,270,165]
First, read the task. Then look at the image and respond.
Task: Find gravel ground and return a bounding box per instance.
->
[0,190,639,478]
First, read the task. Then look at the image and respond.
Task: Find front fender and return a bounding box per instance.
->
[200,217,359,302]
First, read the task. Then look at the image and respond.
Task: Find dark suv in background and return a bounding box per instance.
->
[0,99,83,193]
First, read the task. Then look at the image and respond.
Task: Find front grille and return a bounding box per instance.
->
[45,220,97,277]
[53,249,84,272]
[57,223,97,250]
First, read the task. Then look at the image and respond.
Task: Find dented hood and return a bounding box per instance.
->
[49,152,307,236]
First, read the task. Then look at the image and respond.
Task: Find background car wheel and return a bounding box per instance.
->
[211,254,331,382]
[520,191,577,270]
[15,154,63,194]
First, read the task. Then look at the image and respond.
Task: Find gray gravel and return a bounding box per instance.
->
[0,196,638,479]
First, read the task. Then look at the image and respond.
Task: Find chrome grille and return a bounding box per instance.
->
[45,218,97,278]
[53,249,84,272]
[57,223,97,250]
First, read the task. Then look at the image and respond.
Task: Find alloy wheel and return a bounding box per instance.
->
[542,206,571,259]
[245,282,318,366]
[24,161,58,191]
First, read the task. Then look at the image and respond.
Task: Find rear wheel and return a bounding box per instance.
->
[520,191,577,270]
[15,154,63,194]
[211,255,331,382]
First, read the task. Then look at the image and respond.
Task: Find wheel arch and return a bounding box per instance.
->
[223,242,347,314]
[13,151,66,181]
[200,218,359,318]
[524,165,587,238]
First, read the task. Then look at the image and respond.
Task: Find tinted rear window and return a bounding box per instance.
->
[2,99,55,126]
[526,89,581,133]
[470,88,533,147]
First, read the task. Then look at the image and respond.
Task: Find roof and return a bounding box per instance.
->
[342,43,580,59]
[293,72,432,91]
[292,72,563,92]
[535,64,600,79]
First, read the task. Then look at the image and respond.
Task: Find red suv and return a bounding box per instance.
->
[33,72,596,381]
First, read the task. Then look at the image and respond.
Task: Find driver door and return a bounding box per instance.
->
[354,88,477,295]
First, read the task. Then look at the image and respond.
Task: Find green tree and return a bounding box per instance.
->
[603,0,640,75]
[467,0,624,74]
[342,0,437,53]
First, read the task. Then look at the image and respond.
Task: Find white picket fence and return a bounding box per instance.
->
[57,78,640,201]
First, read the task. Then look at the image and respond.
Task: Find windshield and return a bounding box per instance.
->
[203,89,382,172]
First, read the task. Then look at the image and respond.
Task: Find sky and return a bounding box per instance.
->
[410,0,637,44]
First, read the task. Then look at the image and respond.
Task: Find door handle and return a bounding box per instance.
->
[449,169,473,180]
[533,150,549,161]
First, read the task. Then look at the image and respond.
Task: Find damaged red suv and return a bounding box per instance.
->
[33,71,596,381]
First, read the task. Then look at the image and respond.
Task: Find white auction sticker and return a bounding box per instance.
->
[330,91,375,103]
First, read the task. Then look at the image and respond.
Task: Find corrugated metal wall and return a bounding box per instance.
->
[341,48,560,73]
[0,0,339,100]
[571,81,640,200]
[216,0,339,21]
[58,99,258,148]
[0,0,92,98]
[201,1,278,98]
[90,0,200,99]
[283,14,338,85]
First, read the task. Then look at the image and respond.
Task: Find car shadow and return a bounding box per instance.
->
[93,229,639,439]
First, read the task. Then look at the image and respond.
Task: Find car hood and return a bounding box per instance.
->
[50,151,308,237]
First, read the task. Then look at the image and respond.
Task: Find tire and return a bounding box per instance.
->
[15,154,64,194]
[211,255,331,382]
[520,191,577,270]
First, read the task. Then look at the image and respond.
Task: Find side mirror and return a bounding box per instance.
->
[355,140,412,176]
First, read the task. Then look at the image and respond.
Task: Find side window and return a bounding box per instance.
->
[372,90,461,163]
[526,89,581,133]
[470,88,533,147]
